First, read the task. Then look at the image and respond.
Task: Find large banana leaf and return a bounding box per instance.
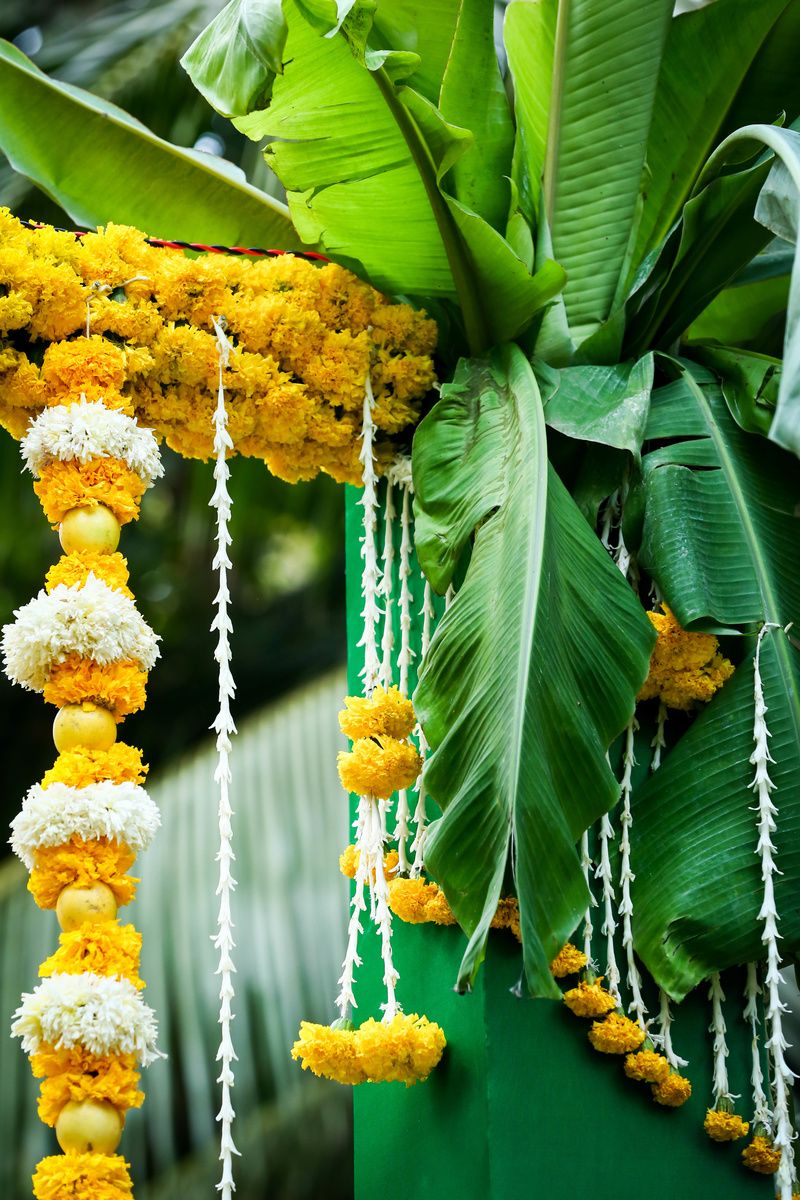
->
[504,0,672,342]
[0,671,350,1200]
[412,345,655,998]
[0,39,299,247]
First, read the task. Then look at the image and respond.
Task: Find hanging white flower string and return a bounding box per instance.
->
[410,577,435,877]
[393,471,415,871]
[210,317,240,1199]
[708,972,735,1109]
[650,701,668,772]
[377,478,395,691]
[744,963,773,1131]
[357,375,382,696]
[658,990,689,1070]
[595,813,621,1003]
[618,716,647,1029]
[579,830,596,966]
[751,622,796,1197]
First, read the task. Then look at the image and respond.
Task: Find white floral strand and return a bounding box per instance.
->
[357,376,381,697]
[11,781,159,868]
[751,623,796,1198]
[618,717,647,1029]
[2,575,160,692]
[378,480,395,691]
[393,483,416,872]
[363,794,399,1021]
[744,963,772,1129]
[21,397,163,485]
[580,830,596,964]
[336,797,369,1020]
[11,973,162,1063]
[410,579,435,876]
[595,813,621,1003]
[658,990,689,1069]
[651,701,668,772]
[210,318,240,1198]
[708,972,735,1107]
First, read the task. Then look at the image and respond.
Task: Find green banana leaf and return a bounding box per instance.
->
[504,0,672,343]
[412,345,655,998]
[0,671,350,1200]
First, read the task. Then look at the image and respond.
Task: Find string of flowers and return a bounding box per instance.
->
[410,577,435,877]
[3,380,163,1198]
[595,813,622,1005]
[209,319,240,1199]
[378,478,395,691]
[387,458,415,873]
[704,973,750,1142]
[741,963,782,1177]
[618,716,647,1031]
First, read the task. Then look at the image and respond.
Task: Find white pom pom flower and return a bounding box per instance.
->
[2,575,160,691]
[11,781,160,869]
[21,397,163,486]
[11,972,163,1064]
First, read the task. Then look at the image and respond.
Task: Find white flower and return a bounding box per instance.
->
[11,972,163,1065]
[21,397,163,486]
[2,575,160,691]
[11,781,160,869]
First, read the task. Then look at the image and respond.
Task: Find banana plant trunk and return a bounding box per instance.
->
[345,485,763,1200]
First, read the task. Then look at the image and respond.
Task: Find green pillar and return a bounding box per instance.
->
[345,486,767,1200]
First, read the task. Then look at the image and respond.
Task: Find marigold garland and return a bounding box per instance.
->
[386,876,524,942]
[291,1014,446,1087]
[337,734,422,800]
[338,685,416,741]
[550,943,588,979]
[638,605,734,710]
[42,656,148,719]
[32,1153,133,1200]
[652,1072,693,1107]
[38,921,144,989]
[33,457,146,526]
[623,1050,671,1085]
[588,1012,646,1055]
[32,1047,143,1126]
[28,837,138,910]
[41,743,148,789]
[46,552,133,598]
[563,980,618,1019]
[339,844,399,881]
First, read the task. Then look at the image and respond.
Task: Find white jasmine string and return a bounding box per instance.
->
[410,578,435,877]
[744,963,772,1130]
[651,701,667,772]
[657,990,688,1069]
[618,717,647,1029]
[393,482,415,872]
[358,375,382,696]
[595,813,621,1003]
[335,795,369,1021]
[580,830,596,965]
[378,480,395,690]
[210,317,239,1199]
[709,972,735,1107]
[751,623,796,1197]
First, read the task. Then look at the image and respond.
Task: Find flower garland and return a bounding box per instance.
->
[4,387,163,1198]
[0,210,437,484]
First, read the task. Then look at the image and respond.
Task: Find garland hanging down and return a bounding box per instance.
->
[0,209,436,483]
[3,386,164,1199]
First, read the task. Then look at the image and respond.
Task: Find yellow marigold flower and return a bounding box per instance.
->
[39,920,144,989]
[638,605,734,710]
[388,877,457,926]
[34,457,146,525]
[338,844,399,880]
[32,1047,142,1126]
[651,1072,692,1107]
[29,836,138,910]
[564,980,618,1019]
[741,1135,781,1174]
[588,1012,646,1054]
[43,655,148,720]
[291,1022,367,1086]
[42,743,148,789]
[46,551,133,598]
[338,686,416,741]
[624,1050,671,1084]
[0,289,33,332]
[704,1108,750,1142]
[33,1152,133,1200]
[42,336,128,409]
[492,897,521,941]
[355,1013,446,1086]
[337,736,422,799]
[550,943,588,978]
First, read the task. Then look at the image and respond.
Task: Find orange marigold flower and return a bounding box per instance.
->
[338,844,399,881]
[493,897,521,941]
[43,655,148,720]
[41,336,128,409]
[588,1012,645,1054]
[624,1050,671,1084]
[34,457,146,526]
[704,1108,749,1142]
[39,920,143,989]
[33,1152,133,1200]
[337,736,422,799]
[564,980,618,1019]
[651,1072,692,1107]
[741,1135,781,1174]
[291,1022,367,1086]
[41,743,148,789]
[388,878,457,926]
[46,551,132,598]
[354,1014,446,1086]
[638,605,734,710]
[32,1046,142,1126]
[550,943,588,978]
[338,686,416,741]
[29,836,138,910]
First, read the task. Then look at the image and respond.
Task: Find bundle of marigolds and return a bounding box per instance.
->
[0,209,437,482]
[3,388,163,1198]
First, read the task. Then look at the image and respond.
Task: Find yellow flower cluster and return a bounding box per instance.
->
[31,1046,143,1127]
[32,1153,133,1200]
[652,1072,692,1107]
[29,837,138,910]
[34,458,146,527]
[38,921,144,989]
[338,844,399,881]
[588,1012,646,1055]
[704,1108,750,1142]
[337,735,422,800]
[46,552,133,598]
[292,1013,446,1087]
[41,744,148,789]
[549,943,588,978]
[386,876,523,942]
[623,1050,671,1084]
[563,979,617,1019]
[42,656,148,721]
[638,605,734,710]
[741,1135,781,1174]
[0,211,437,483]
[338,686,416,740]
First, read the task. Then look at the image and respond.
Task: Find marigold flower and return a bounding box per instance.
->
[46,551,132,598]
[43,655,148,720]
[41,336,128,410]
[704,1107,749,1142]
[39,920,144,988]
[388,878,457,926]
[34,457,146,526]
[31,1046,143,1126]
[355,1013,446,1086]
[33,1152,133,1200]
[338,686,416,741]
[741,1135,781,1174]
[651,1072,692,1107]
[638,605,734,710]
[550,943,588,978]
[338,844,399,880]
[493,897,521,941]
[41,743,147,789]
[564,980,618,1019]
[337,736,422,799]
[291,1022,367,1086]
[29,836,138,909]
[588,1012,645,1054]
[624,1049,671,1084]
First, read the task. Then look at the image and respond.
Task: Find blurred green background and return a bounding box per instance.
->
[0,2,354,1196]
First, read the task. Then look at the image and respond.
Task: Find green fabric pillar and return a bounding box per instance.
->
[345,485,769,1200]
